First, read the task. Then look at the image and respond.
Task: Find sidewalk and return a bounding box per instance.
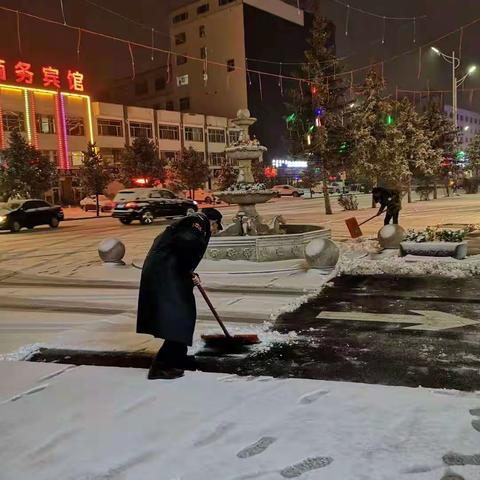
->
[1,360,478,480]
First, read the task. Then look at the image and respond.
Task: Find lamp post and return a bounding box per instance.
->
[431,47,476,131]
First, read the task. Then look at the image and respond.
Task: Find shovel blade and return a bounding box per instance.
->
[345,217,363,238]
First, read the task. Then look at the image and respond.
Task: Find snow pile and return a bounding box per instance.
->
[0,343,42,362]
[337,251,480,278]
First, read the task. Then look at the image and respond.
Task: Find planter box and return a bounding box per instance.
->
[399,241,467,260]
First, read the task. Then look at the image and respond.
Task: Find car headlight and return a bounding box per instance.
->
[0,216,6,223]
[193,201,198,205]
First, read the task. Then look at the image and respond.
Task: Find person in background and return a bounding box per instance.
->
[137,208,223,380]
[372,187,402,225]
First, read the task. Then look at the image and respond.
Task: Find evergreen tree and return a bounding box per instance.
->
[216,159,238,190]
[118,136,165,187]
[286,12,350,214]
[0,130,57,201]
[170,147,210,200]
[300,162,321,198]
[466,133,480,176]
[78,142,114,216]
[394,98,442,202]
[350,69,409,191]
[421,102,457,198]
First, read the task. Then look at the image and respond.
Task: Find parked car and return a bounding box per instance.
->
[181,189,220,204]
[80,195,114,212]
[112,188,198,225]
[272,185,304,197]
[0,199,64,233]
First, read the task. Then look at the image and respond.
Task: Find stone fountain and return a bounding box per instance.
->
[205,109,331,262]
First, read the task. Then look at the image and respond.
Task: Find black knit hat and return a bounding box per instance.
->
[201,207,223,230]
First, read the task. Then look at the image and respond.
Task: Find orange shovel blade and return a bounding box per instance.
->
[345,217,363,238]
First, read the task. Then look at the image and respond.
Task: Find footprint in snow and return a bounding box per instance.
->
[280,456,333,478]
[237,437,277,459]
[443,452,480,466]
[470,408,480,416]
[194,422,235,447]
[401,464,439,474]
[297,389,329,405]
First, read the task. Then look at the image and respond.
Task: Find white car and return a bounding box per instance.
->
[80,195,114,212]
[272,185,303,197]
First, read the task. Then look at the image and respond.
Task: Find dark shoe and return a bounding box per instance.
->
[181,355,198,371]
[147,361,184,380]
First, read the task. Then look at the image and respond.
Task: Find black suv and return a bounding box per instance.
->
[112,188,198,225]
[0,199,64,233]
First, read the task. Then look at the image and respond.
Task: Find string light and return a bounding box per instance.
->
[128,42,135,80]
[76,28,82,65]
[59,0,67,24]
[16,10,22,55]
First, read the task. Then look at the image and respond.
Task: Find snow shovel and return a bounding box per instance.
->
[196,283,260,348]
[345,213,378,239]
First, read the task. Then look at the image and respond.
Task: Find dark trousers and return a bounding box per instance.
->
[384,210,399,225]
[154,340,188,366]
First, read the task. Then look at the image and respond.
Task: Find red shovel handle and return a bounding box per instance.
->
[358,214,379,226]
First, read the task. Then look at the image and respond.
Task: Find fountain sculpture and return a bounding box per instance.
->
[205,109,331,262]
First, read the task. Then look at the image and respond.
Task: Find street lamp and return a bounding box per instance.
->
[431,46,477,130]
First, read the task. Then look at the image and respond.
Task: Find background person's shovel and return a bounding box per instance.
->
[345,214,379,239]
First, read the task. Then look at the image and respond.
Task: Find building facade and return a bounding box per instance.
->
[444,105,480,151]
[103,0,314,160]
[0,81,240,204]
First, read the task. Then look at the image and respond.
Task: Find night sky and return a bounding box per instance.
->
[0,0,479,108]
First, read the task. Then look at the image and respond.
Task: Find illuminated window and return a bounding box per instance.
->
[227,59,235,72]
[208,152,225,166]
[176,74,189,87]
[135,80,148,96]
[179,97,190,111]
[175,33,186,45]
[36,114,56,134]
[3,111,25,132]
[199,25,206,37]
[208,128,225,143]
[173,11,188,23]
[129,122,153,138]
[160,151,179,162]
[66,117,85,136]
[228,130,240,143]
[197,3,209,14]
[70,151,84,166]
[177,55,187,66]
[159,124,180,140]
[97,118,123,137]
[184,126,203,142]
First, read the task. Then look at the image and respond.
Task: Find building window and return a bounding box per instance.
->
[173,11,188,23]
[227,59,235,72]
[166,101,174,111]
[160,151,179,162]
[176,74,189,87]
[159,124,180,140]
[208,128,226,143]
[184,126,203,142]
[175,32,186,45]
[70,151,84,167]
[66,117,85,136]
[219,0,235,5]
[200,47,207,59]
[97,118,123,137]
[209,152,225,166]
[179,97,191,111]
[199,25,206,37]
[135,80,148,96]
[155,77,166,91]
[36,114,56,134]
[228,130,240,144]
[197,3,209,14]
[177,55,187,66]
[3,111,25,132]
[129,121,153,138]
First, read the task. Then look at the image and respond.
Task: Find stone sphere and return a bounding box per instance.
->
[237,108,251,119]
[377,224,406,249]
[98,238,126,263]
[305,238,340,269]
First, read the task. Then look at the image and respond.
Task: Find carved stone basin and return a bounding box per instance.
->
[225,147,266,160]
[215,190,277,205]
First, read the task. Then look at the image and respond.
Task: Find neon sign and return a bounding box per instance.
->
[0,59,85,92]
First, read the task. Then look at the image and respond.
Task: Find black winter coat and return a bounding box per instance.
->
[136,214,211,346]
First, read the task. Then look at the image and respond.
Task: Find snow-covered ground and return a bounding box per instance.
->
[1,361,479,480]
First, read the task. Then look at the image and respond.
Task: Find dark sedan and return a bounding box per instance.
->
[0,199,64,233]
[112,188,198,225]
